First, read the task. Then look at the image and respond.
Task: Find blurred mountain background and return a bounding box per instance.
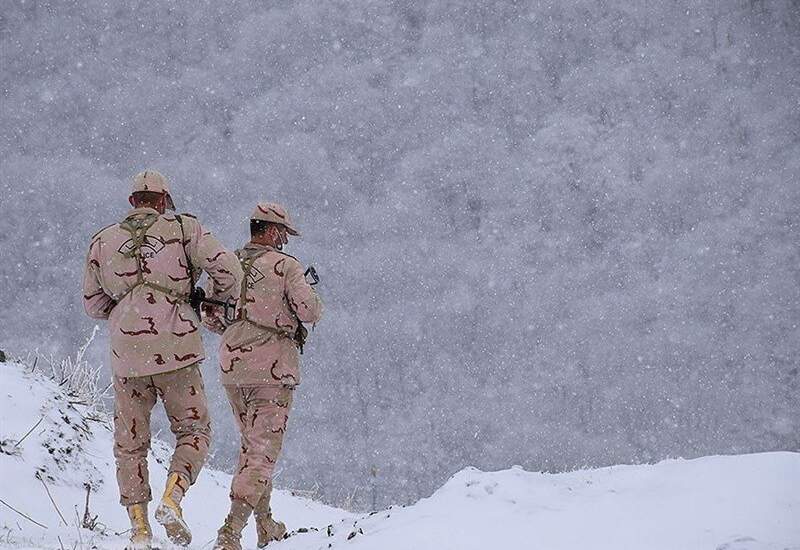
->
[1,0,798,509]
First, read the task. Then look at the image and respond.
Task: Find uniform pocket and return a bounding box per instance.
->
[274,387,294,408]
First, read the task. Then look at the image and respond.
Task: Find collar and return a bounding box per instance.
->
[125,207,160,218]
[244,241,277,252]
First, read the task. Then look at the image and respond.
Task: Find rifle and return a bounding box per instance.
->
[304,266,319,285]
[190,287,237,323]
[293,265,320,353]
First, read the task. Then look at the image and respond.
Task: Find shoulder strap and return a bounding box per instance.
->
[114,212,159,301]
[236,248,271,322]
[176,214,206,318]
[235,248,307,352]
[118,212,158,268]
[175,215,196,292]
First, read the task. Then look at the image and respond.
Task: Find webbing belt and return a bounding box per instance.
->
[230,319,293,349]
[115,277,191,305]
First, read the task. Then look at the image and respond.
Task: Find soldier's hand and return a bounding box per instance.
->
[203,315,225,335]
[201,304,225,334]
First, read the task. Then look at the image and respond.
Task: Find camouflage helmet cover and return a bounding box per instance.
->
[131,170,175,210]
[251,202,300,236]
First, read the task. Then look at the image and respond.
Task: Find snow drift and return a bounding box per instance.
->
[1,360,798,550]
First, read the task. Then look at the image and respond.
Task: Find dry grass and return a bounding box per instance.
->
[17,326,111,413]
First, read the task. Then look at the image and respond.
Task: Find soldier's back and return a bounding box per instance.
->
[88,208,205,378]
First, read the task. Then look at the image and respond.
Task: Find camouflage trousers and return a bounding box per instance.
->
[224,385,294,508]
[113,363,211,506]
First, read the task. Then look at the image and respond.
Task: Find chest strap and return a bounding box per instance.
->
[232,248,306,353]
[236,249,269,323]
[115,213,190,304]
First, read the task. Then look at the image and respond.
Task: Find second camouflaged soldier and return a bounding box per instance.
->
[205,203,323,550]
[82,170,243,549]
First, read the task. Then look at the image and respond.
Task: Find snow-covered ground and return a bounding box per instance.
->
[1,360,798,550]
[279,455,800,550]
[0,361,350,549]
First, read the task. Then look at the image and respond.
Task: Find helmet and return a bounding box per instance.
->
[132,170,175,210]
[251,202,300,236]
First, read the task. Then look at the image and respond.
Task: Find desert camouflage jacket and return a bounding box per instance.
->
[217,242,322,386]
[83,207,242,377]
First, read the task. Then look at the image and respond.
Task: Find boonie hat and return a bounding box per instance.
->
[132,170,175,210]
[251,202,300,236]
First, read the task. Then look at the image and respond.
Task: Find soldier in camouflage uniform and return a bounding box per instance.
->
[206,203,323,550]
[82,170,243,549]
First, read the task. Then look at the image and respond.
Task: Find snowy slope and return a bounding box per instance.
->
[0,361,351,549]
[278,455,800,550]
[1,360,798,550]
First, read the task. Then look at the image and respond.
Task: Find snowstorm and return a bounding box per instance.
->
[1,2,798,549]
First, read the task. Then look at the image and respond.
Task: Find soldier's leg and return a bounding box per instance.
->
[228,385,292,507]
[157,363,211,490]
[254,477,287,547]
[227,385,293,548]
[153,363,211,546]
[113,375,158,549]
[113,374,158,506]
[217,385,292,549]
[224,384,249,494]
[254,387,293,546]
[214,385,251,550]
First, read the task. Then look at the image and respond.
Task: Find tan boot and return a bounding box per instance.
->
[155,472,192,546]
[213,499,253,550]
[125,503,153,550]
[254,493,286,547]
